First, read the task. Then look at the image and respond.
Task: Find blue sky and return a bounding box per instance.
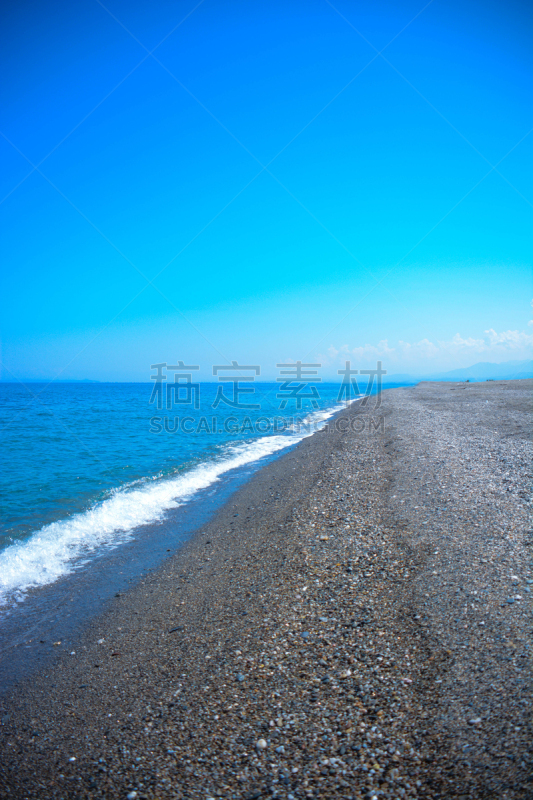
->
[1,0,531,380]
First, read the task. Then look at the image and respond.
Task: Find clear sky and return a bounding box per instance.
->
[1,0,531,380]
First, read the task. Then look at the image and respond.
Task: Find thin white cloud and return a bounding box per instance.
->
[319,327,533,370]
[398,338,440,358]
[484,328,533,347]
[325,340,394,361]
[442,333,485,349]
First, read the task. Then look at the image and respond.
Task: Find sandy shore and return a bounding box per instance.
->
[0,380,531,799]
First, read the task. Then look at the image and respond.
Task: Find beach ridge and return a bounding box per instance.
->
[0,380,531,799]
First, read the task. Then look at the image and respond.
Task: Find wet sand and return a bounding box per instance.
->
[0,380,531,799]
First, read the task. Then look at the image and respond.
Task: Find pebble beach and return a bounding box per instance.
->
[0,379,531,799]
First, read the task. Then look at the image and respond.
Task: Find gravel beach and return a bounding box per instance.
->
[0,380,531,800]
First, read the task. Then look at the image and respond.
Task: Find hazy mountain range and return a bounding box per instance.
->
[384,359,533,383]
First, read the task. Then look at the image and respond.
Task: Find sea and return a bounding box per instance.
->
[0,380,365,611]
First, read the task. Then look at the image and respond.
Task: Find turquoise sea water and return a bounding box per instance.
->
[1,380,369,607]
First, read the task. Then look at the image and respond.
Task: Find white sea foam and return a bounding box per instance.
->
[0,401,353,608]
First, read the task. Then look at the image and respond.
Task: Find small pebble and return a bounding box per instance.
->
[256,738,267,750]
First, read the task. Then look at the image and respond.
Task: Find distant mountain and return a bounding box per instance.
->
[429,359,532,381]
[383,359,532,384]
